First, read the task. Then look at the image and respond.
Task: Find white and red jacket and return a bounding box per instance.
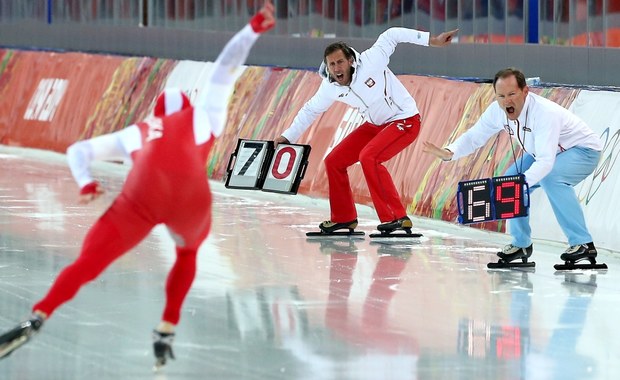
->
[281,27,430,143]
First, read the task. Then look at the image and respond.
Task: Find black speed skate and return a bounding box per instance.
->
[153,330,175,370]
[370,216,422,238]
[487,244,535,269]
[306,219,364,237]
[0,315,44,359]
[554,243,608,271]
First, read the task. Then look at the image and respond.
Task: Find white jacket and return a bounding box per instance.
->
[281,27,430,143]
[446,92,603,186]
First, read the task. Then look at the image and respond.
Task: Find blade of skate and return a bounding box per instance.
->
[0,327,30,359]
[306,231,365,238]
[487,261,536,269]
[369,232,422,239]
[554,262,608,271]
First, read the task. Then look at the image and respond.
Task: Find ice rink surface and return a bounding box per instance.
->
[1,145,619,380]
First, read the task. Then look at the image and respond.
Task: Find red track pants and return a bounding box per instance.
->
[324,114,421,223]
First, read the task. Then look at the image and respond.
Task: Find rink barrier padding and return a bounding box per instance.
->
[1,48,618,250]
[0,49,176,152]
[0,50,122,151]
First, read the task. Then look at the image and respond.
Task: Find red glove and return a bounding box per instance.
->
[80,181,100,195]
[250,2,275,33]
[79,181,104,204]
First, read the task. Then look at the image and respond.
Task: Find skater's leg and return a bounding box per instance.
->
[160,199,211,327]
[152,246,199,369]
[539,147,600,246]
[324,123,378,222]
[33,198,153,317]
[161,247,199,326]
[359,116,420,222]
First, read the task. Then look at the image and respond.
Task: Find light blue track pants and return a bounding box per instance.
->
[505,147,601,248]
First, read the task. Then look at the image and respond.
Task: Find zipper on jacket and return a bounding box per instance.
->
[382,71,404,112]
[348,86,374,124]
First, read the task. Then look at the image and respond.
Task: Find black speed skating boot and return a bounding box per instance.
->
[0,315,44,359]
[560,242,597,264]
[497,244,533,263]
[554,242,607,270]
[153,330,175,370]
[488,244,535,269]
[319,219,358,233]
[377,216,413,234]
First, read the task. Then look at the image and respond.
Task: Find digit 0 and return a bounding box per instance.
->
[271,147,297,179]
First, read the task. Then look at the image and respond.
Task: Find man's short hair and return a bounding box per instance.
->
[324,42,355,63]
[493,68,527,90]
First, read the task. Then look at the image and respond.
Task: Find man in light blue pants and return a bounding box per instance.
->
[423,68,603,264]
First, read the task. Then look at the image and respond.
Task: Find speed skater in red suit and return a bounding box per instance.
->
[0,1,276,369]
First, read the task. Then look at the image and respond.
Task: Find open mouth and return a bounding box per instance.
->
[506,106,515,115]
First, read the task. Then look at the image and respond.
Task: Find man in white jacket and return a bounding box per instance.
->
[423,68,603,265]
[276,27,458,234]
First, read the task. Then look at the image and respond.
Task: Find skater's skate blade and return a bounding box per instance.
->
[554,263,608,271]
[487,261,536,269]
[0,335,28,360]
[369,232,423,239]
[306,231,365,238]
[485,264,536,273]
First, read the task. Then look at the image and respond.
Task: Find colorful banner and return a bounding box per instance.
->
[0,49,175,152]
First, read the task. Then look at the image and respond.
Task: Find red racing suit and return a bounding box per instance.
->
[33,24,263,325]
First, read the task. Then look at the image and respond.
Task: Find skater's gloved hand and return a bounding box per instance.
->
[79,181,104,204]
[250,0,275,33]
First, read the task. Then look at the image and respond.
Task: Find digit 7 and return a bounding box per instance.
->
[238,142,264,176]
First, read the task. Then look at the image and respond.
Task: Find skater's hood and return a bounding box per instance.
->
[154,88,191,117]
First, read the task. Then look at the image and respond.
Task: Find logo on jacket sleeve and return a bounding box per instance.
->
[365,78,375,88]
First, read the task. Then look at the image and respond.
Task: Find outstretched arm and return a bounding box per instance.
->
[422,141,454,161]
[198,1,275,138]
[429,29,459,47]
[363,27,458,67]
[66,126,140,203]
[210,1,275,86]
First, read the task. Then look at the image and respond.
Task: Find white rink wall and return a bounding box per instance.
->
[529,90,620,252]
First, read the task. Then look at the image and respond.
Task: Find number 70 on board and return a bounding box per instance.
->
[225,139,311,195]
